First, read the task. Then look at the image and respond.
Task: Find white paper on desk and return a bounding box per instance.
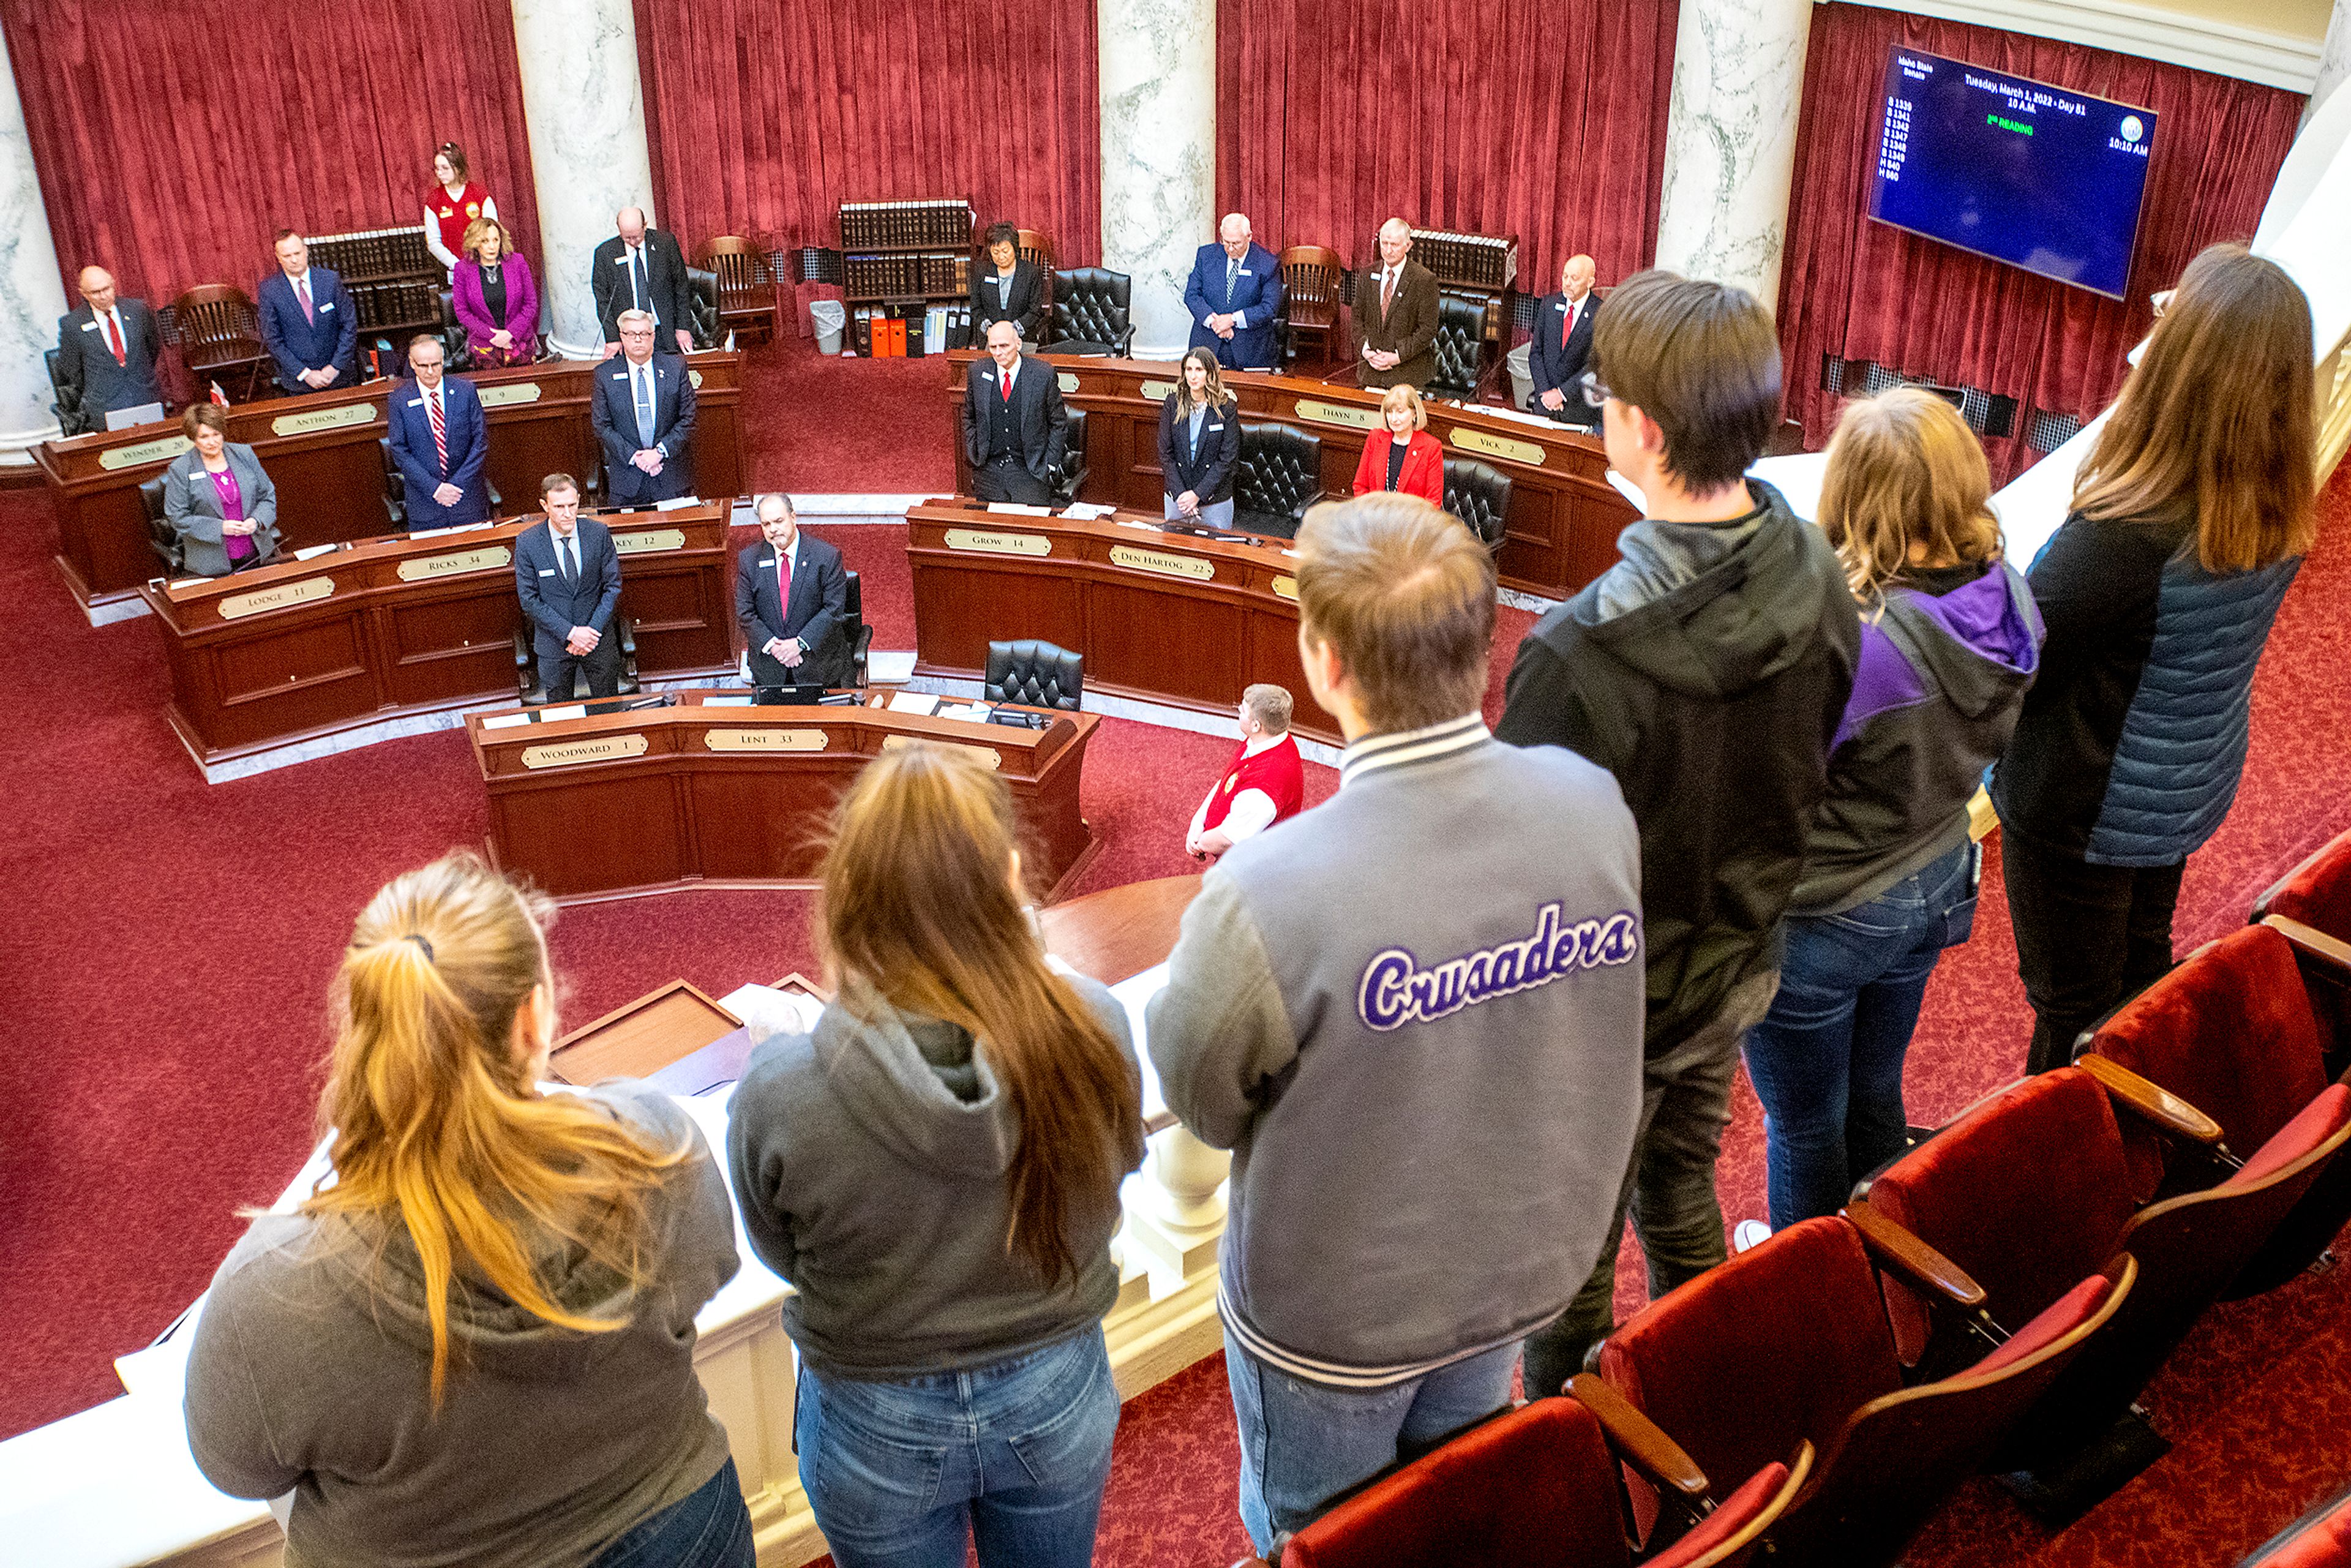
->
[539,703,588,721]
[937,702,991,724]
[293,543,339,561]
[170,576,205,589]
[1117,519,1162,531]
[481,713,533,730]
[732,984,827,1045]
[1061,502,1116,520]
[1281,549,1300,559]
[703,694,754,707]
[408,524,463,538]
[887,691,940,715]
[986,502,1052,516]
[655,495,703,511]
[868,650,917,683]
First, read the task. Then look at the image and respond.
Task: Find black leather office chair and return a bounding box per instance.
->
[514,615,640,703]
[1424,295,1489,401]
[843,569,874,688]
[1234,421,1324,541]
[138,476,182,574]
[686,268,722,349]
[1442,456,1513,551]
[984,639,1084,711]
[1050,408,1090,506]
[47,348,97,438]
[1041,268,1134,358]
[380,435,502,530]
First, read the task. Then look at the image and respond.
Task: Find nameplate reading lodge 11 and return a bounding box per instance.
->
[1110,545,1214,582]
[99,434,193,471]
[219,576,335,619]
[1294,400,1381,432]
[944,528,1050,557]
[520,733,650,770]
[705,729,828,753]
[1449,429,1545,467]
[476,382,543,409]
[269,402,378,438]
[612,529,685,555]
[396,545,512,582]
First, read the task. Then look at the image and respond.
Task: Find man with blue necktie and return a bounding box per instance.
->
[386,336,490,528]
[591,310,697,506]
[1183,213,1284,372]
[590,207,695,359]
[514,474,624,699]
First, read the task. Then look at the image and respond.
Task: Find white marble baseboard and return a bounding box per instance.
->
[85,593,151,628]
[1498,586,1562,616]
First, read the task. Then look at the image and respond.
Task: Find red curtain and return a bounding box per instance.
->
[634,0,1102,263]
[1215,0,1678,304]
[2,0,542,312]
[1779,2,2303,480]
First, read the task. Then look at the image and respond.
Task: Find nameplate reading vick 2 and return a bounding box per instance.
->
[883,734,999,769]
[1450,429,1545,466]
[1139,379,1177,401]
[268,402,378,438]
[476,382,542,409]
[705,729,828,753]
[612,529,684,555]
[1295,400,1380,432]
[520,733,650,770]
[1270,575,1299,601]
[219,576,335,619]
[1110,546,1214,581]
[944,528,1050,557]
[396,545,511,581]
[99,434,192,470]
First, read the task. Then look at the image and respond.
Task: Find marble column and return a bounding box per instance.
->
[1099,0,1216,361]
[1652,0,1813,310]
[511,0,661,358]
[0,23,70,462]
[2310,0,2351,127]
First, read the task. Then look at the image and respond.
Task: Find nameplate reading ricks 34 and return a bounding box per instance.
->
[944,528,1050,557]
[1110,545,1214,582]
[396,545,512,581]
[219,576,335,619]
[1295,399,1381,432]
[1449,429,1545,467]
[476,382,543,409]
[520,733,650,770]
[268,402,378,438]
[98,434,192,470]
[612,529,685,555]
[705,729,828,753]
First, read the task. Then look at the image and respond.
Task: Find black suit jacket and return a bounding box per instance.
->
[591,354,698,505]
[515,519,623,660]
[1157,393,1242,506]
[1529,291,1601,422]
[963,356,1068,481]
[56,300,165,424]
[735,535,850,686]
[969,260,1044,342]
[591,230,695,346]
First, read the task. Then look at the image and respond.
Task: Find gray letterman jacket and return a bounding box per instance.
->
[1146,714,1646,1388]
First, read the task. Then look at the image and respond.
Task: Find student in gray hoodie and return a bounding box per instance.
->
[727,743,1145,1568]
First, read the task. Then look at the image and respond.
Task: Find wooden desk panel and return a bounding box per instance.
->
[547,980,742,1087]
[37,352,744,614]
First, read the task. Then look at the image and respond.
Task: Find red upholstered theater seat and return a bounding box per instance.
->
[2254,825,2351,942]
[2241,1480,2351,1566]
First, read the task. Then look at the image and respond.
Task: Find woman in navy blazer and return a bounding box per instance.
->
[163,403,281,576]
[1157,348,1242,528]
[1351,383,1443,507]
[451,218,539,368]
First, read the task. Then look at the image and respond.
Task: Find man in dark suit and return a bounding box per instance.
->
[590,208,696,358]
[257,230,358,394]
[591,310,697,506]
[54,266,165,429]
[964,320,1068,504]
[1529,255,1602,426]
[515,473,624,698]
[386,336,490,528]
[1352,218,1439,390]
[736,492,851,688]
[1184,213,1284,372]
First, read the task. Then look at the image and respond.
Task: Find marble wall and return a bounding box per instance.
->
[0,24,69,459]
[1100,0,1217,359]
[511,0,662,358]
[1652,0,1814,309]
[2312,0,2351,123]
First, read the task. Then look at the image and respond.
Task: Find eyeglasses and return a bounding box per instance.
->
[1577,370,1613,410]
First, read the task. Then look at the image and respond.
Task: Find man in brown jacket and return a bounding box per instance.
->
[1353,218,1439,389]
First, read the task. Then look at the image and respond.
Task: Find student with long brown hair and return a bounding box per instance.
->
[184,853,751,1568]
[727,743,1144,1568]
[1992,242,2316,1073]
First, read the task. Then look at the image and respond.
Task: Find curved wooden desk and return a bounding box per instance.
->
[140,504,737,772]
[942,348,1638,601]
[467,691,1100,904]
[906,498,1340,746]
[1038,874,1201,986]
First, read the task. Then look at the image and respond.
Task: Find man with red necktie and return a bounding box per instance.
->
[1186,684,1308,861]
[1529,254,1602,427]
[735,492,850,689]
[386,335,490,529]
[54,265,166,430]
[962,320,1068,503]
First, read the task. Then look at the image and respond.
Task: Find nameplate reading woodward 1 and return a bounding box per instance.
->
[396,545,512,581]
[883,734,999,770]
[520,733,650,770]
[944,528,1050,557]
[268,402,378,438]
[219,576,334,619]
[705,729,828,753]
[612,529,685,555]
[1110,545,1214,581]
[476,382,542,409]
[1295,400,1381,432]
[1449,429,1545,466]
[98,434,193,470]
[1270,575,1299,601]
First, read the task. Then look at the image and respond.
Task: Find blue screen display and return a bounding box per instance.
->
[1869,47,2157,300]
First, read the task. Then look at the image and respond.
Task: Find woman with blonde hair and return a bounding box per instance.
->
[1992,242,2315,1073]
[1350,381,1442,505]
[451,217,540,367]
[729,741,1144,1568]
[1738,386,2042,1236]
[185,853,751,1568]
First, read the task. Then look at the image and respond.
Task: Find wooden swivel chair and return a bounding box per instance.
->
[695,236,779,345]
[1017,228,1054,337]
[1277,246,1342,369]
[167,284,270,400]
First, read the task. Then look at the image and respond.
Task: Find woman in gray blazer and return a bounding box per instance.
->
[163,403,281,576]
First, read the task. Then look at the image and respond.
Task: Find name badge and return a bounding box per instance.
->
[981,369,996,380]
[1207,423,1224,432]
[611,372,628,380]
[1555,301,1567,311]
[1239,269,1253,277]
[80,320,98,331]
[538,567,555,576]
[319,301,335,312]
[407,398,424,407]
[758,554,774,566]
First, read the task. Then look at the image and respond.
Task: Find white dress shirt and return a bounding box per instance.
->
[1188,731,1288,846]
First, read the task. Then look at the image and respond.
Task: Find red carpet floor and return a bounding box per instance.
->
[4,330,2347,1567]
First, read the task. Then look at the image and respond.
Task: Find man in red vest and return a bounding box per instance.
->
[1187,683,1307,861]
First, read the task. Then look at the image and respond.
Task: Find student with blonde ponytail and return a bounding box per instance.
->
[184,852,752,1568]
[728,741,1145,1568]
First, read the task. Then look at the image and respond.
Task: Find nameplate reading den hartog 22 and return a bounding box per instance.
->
[519,733,650,770]
[944,528,1051,557]
[218,576,335,619]
[396,546,511,582]
[1109,546,1215,581]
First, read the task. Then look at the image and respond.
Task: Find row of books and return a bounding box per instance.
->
[842,251,970,299]
[305,226,438,284]
[348,280,443,331]
[838,199,974,252]
[849,302,977,357]
[1409,231,1518,290]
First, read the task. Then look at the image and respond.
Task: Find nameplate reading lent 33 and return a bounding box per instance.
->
[396,545,511,582]
[705,729,828,753]
[219,576,334,619]
[1450,429,1545,466]
[99,434,192,470]
[476,382,542,409]
[883,734,999,769]
[268,402,377,438]
[1294,400,1381,432]
[612,529,684,555]
[1110,546,1213,581]
[520,733,650,770]
[1139,379,1177,401]
[944,528,1049,557]
[1270,575,1299,601]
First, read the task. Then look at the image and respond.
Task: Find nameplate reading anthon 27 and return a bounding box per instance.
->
[943,528,1051,557]
[612,529,685,555]
[1294,400,1380,432]
[1270,575,1299,601]
[396,545,512,582]
[1449,429,1545,467]
[268,402,378,438]
[476,382,543,409]
[519,733,650,770]
[1110,545,1215,582]
[705,729,828,753]
[218,576,335,619]
[882,733,999,769]
[97,434,193,470]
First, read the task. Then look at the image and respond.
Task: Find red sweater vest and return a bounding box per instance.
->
[1204,734,1305,831]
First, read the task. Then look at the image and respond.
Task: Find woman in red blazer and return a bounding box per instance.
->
[1351,383,1444,506]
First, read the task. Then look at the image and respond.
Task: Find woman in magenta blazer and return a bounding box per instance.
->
[452,217,539,368]
[1351,382,1443,506]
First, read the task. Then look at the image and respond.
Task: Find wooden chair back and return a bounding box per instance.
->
[693,237,778,341]
[168,284,263,370]
[1279,245,1343,328]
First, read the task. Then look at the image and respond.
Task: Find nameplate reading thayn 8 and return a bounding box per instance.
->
[396,545,512,582]
[882,734,999,769]
[268,402,378,438]
[476,382,543,409]
[218,576,335,619]
[98,434,193,470]
[944,528,1051,557]
[612,529,686,555]
[519,733,650,770]
[1109,545,1215,582]
[704,728,828,753]
[1294,400,1381,432]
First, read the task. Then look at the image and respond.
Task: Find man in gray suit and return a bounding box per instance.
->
[55,266,166,430]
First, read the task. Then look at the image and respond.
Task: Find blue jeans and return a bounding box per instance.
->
[1741,842,1979,1231]
[586,1458,754,1568]
[1226,1338,1520,1553]
[794,1329,1118,1568]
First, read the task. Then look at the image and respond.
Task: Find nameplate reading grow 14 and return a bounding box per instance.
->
[520,733,649,770]
[396,545,511,581]
[944,528,1050,557]
[268,402,378,438]
[219,577,334,619]
[705,729,828,753]
[1110,545,1213,581]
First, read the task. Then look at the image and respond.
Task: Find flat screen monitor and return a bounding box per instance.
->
[1869,47,2157,299]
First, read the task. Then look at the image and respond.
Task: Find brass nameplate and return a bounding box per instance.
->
[612,529,685,555]
[520,733,649,770]
[706,728,830,753]
[1295,399,1381,432]
[269,402,378,438]
[1139,379,1177,401]
[396,544,511,581]
[1450,429,1546,467]
[219,576,335,619]
[688,369,705,389]
[1057,372,1079,394]
[945,528,1050,557]
[98,434,192,470]
[477,382,542,408]
[883,734,1000,770]
[1270,574,1299,601]
[1111,545,1214,582]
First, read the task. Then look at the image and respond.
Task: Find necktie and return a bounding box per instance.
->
[560,535,578,585]
[634,366,656,448]
[427,388,448,473]
[1563,299,1575,350]
[777,547,793,619]
[297,276,314,324]
[105,313,126,366]
[1381,268,1397,317]
[632,249,648,313]
[1225,257,1236,305]
[1000,366,1014,403]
